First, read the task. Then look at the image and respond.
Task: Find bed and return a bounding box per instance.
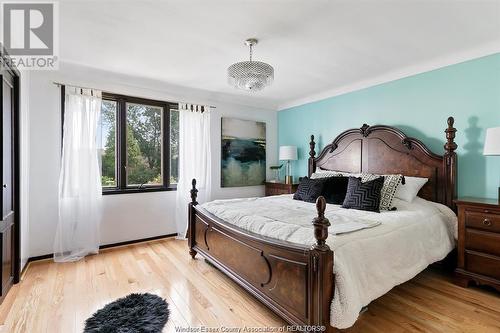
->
[187,118,458,331]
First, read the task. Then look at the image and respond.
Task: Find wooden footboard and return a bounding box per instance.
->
[187,179,334,330]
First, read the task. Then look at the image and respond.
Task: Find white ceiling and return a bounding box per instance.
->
[60,0,500,109]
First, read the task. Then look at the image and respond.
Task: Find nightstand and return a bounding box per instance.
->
[454,198,500,291]
[264,182,298,196]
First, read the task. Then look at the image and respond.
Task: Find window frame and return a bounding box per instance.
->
[61,87,178,194]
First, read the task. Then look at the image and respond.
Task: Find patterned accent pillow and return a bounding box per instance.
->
[342,177,384,213]
[361,174,403,210]
[293,177,326,203]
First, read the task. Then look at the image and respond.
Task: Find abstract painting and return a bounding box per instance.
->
[221,118,266,187]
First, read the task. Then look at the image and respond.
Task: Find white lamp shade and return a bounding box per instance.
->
[484,127,500,156]
[279,146,297,160]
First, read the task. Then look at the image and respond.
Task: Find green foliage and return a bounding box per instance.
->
[102,175,116,187]
[101,101,117,186]
[127,104,162,170]
[170,110,179,182]
[101,126,116,179]
[126,124,160,185]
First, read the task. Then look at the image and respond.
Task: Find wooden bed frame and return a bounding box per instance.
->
[187,117,458,331]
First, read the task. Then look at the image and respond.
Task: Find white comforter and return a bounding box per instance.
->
[201,195,457,329]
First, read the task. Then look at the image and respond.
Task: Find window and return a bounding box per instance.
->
[169,108,179,184]
[99,100,117,188]
[125,102,164,187]
[88,91,178,193]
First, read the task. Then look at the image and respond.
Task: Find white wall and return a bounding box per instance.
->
[19,71,30,269]
[27,62,277,257]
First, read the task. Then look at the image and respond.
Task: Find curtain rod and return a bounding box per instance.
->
[52,81,216,108]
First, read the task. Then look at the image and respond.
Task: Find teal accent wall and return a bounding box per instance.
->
[279,53,500,199]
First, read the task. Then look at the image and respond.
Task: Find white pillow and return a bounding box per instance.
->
[311,169,361,179]
[395,176,428,202]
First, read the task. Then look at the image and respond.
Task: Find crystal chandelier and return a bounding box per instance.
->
[227,38,274,92]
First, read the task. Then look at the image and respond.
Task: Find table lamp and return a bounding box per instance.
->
[279,146,297,184]
[484,127,500,201]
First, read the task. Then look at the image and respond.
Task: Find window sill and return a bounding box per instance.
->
[102,186,176,195]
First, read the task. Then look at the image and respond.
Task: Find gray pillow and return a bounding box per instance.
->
[293,177,326,203]
[342,177,384,213]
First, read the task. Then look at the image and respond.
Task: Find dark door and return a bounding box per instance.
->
[1,72,14,294]
[0,55,19,302]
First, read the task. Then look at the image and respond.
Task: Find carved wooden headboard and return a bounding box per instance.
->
[308,117,458,210]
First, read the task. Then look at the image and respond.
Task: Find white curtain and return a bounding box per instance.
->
[175,104,211,238]
[54,86,103,262]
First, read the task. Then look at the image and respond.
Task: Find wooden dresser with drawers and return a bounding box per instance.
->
[454,198,500,291]
[264,182,298,196]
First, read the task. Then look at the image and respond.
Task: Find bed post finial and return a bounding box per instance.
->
[188,179,198,259]
[310,196,333,326]
[190,178,198,205]
[444,117,457,210]
[312,196,330,251]
[309,135,316,158]
[445,117,457,153]
[308,135,316,177]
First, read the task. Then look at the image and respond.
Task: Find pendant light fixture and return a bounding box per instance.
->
[227,38,274,92]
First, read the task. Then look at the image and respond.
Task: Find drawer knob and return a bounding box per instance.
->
[483,218,492,226]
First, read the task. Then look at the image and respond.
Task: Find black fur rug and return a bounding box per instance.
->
[84,293,169,333]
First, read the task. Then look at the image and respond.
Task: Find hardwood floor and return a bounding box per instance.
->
[0,238,498,332]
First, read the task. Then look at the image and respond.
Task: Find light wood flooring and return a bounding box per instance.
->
[0,238,498,332]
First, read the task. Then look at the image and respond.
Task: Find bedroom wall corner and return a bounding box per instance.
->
[278,53,500,199]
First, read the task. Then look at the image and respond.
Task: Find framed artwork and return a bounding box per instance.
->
[221,117,266,187]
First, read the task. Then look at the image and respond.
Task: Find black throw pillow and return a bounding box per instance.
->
[342,176,384,213]
[321,176,349,205]
[293,177,325,203]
